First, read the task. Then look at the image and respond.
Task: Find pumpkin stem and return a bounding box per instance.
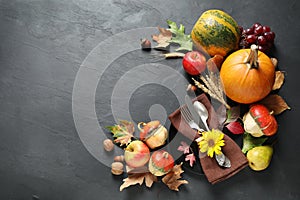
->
[247,44,259,69]
[162,151,169,159]
[137,122,146,131]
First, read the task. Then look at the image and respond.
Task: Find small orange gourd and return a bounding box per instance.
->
[220,45,275,104]
[148,150,174,176]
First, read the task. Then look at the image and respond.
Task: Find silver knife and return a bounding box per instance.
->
[185,95,206,129]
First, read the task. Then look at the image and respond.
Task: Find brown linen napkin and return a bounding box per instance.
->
[168,93,248,184]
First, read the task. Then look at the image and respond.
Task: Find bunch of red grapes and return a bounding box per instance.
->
[239,23,275,53]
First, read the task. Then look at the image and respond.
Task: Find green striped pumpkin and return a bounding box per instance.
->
[191,9,240,57]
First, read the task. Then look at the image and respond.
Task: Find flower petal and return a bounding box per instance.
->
[198,129,226,158]
[200,142,208,153]
[207,148,214,158]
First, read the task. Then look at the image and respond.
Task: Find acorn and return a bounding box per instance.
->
[140,38,151,50]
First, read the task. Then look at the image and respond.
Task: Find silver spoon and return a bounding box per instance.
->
[193,101,231,168]
[193,101,210,131]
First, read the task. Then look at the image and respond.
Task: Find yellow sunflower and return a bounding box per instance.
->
[198,129,225,158]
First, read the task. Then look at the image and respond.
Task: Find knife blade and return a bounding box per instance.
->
[185,95,205,128]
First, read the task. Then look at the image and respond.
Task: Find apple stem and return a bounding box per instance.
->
[192,53,198,59]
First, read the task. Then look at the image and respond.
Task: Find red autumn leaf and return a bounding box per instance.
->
[226,121,244,135]
[225,106,241,124]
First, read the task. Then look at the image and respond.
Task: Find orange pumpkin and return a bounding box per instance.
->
[220,45,275,104]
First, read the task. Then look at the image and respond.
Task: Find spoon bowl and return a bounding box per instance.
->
[193,101,210,131]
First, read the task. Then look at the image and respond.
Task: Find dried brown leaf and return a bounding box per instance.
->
[145,173,157,188]
[120,174,144,191]
[166,179,189,192]
[119,120,135,134]
[272,71,285,90]
[152,26,172,49]
[259,94,291,115]
[162,162,188,191]
[120,172,157,191]
[113,135,132,147]
[271,58,278,67]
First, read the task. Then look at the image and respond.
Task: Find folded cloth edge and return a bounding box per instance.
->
[168,93,248,184]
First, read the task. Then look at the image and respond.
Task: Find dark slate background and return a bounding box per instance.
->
[0,0,300,199]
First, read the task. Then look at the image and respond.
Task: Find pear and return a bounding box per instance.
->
[246,146,273,171]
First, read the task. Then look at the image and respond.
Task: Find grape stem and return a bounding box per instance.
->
[247,44,259,69]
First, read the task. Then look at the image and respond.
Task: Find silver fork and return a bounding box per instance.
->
[180,106,204,133]
[180,105,231,168]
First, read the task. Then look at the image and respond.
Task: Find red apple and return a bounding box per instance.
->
[182,51,206,75]
[124,140,150,168]
[243,104,278,137]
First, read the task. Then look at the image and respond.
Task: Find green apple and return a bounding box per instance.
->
[124,140,150,168]
[247,146,273,171]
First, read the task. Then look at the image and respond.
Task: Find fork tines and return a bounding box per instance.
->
[180,106,193,123]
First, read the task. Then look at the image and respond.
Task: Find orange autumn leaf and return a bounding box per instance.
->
[272,71,285,90]
[120,172,157,191]
[152,27,172,49]
[162,162,188,191]
[259,94,291,115]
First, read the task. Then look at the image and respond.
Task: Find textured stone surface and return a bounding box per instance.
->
[0,0,300,199]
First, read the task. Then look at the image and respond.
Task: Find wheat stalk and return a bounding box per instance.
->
[192,77,230,109]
